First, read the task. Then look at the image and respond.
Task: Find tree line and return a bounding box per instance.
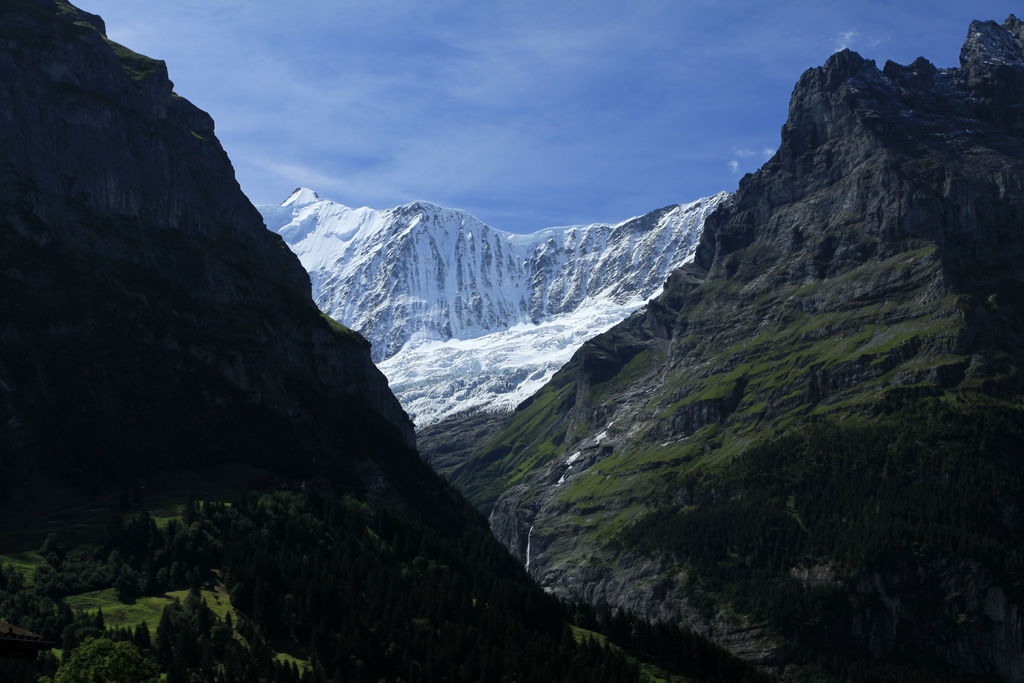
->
[1,478,771,681]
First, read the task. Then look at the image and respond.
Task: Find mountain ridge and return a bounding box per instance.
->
[260,190,727,424]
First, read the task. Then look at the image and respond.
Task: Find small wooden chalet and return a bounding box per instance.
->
[0,619,55,660]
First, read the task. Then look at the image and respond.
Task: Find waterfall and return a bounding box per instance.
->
[525,524,535,570]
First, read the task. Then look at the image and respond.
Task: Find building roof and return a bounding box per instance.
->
[0,619,54,660]
[0,620,44,641]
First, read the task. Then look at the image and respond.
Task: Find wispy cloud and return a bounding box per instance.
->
[836,30,860,51]
[86,0,953,233]
[732,147,776,159]
[833,29,891,56]
[728,146,775,174]
[243,157,357,205]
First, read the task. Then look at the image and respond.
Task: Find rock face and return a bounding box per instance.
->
[0,0,413,495]
[440,16,1024,680]
[260,189,726,425]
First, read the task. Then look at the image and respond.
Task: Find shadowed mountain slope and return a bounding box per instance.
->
[0,0,415,501]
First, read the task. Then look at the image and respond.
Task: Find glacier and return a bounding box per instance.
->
[259,188,728,426]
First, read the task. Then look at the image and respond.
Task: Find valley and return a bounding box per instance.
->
[0,1,762,681]
[1,0,1023,681]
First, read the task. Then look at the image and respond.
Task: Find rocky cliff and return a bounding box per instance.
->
[441,16,1024,680]
[0,0,413,499]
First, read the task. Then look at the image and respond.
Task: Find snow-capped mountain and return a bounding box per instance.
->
[259,189,728,425]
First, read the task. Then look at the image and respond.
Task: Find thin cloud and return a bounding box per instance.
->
[733,147,776,160]
[728,145,775,175]
[836,30,859,51]
[834,29,891,56]
[94,1,938,234]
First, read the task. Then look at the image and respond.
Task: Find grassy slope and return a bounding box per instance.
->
[442,220,1024,678]
[456,240,980,516]
[9,498,313,672]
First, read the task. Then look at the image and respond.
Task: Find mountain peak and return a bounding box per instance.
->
[397,199,448,214]
[1006,14,1024,43]
[282,187,320,207]
[955,15,1024,130]
[960,17,1024,70]
[822,48,875,83]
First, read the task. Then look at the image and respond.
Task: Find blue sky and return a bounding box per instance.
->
[82,1,1019,232]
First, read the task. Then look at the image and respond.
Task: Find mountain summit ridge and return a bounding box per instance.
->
[261,191,729,359]
[260,190,728,424]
